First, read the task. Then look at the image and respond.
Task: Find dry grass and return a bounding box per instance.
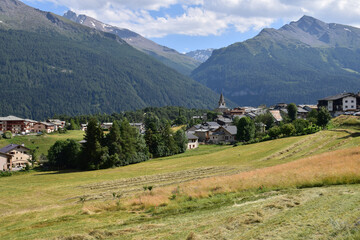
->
[128,147,360,208]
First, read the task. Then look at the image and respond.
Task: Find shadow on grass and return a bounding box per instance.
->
[338,132,360,139]
[34,169,84,175]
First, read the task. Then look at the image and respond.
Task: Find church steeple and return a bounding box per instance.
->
[218,93,226,108]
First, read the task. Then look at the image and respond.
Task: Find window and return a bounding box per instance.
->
[351,100,354,103]
[352,106,354,108]
[345,100,348,103]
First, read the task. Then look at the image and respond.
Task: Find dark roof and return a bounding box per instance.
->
[297,107,308,113]
[223,125,237,135]
[213,126,237,135]
[0,144,30,153]
[186,132,198,140]
[319,93,356,101]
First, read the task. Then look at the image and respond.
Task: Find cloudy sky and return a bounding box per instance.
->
[23,0,360,53]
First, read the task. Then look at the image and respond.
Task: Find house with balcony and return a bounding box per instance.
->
[318,93,360,116]
[0,144,32,169]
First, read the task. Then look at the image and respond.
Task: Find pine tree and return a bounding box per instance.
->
[81,118,105,169]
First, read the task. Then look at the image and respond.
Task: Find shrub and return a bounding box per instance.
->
[268,126,281,139]
[3,131,12,139]
[293,119,310,134]
[280,123,296,136]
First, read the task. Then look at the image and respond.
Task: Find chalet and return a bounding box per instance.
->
[318,93,360,116]
[0,144,32,169]
[296,107,309,119]
[209,126,237,144]
[186,132,199,150]
[0,152,12,171]
[229,107,246,117]
[0,116,27,134]
[33,122,56,133]
[47,119,66,130]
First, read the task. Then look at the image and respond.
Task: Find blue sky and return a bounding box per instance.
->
[22,0,360,53]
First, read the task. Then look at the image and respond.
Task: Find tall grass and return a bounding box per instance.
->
[129,147,360,208]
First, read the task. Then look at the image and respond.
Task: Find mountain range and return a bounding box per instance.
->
[63,11,200,76]
[0,0,220,119]
[192,16,360,106]
[186,49,214,63]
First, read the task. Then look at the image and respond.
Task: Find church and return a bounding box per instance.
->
[215,93,229,113]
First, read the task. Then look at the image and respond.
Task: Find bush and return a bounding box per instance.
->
[293,119,310,134]
[268,126,281,139]
[3,131,12,139]
[0,171,12,177]
[280,123,296,137]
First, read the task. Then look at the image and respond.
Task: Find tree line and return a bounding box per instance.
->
[47,115,187,170]
[235,105,331,143]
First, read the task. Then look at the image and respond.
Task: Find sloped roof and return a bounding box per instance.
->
[297,107,308,113]
[213,125,237,135]
[319,93,356,101]
[0,115,24,121]
[186,132,198,140]
[0,144,30,154]
[223,125,237,135]
[269,110,283,122]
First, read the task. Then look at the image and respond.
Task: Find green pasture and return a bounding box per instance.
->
[0,130,85,156]
[0,128,359,239]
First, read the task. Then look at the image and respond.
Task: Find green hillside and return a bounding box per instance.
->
[0,0,218,119]
[1,125,360,239]
[191,16,360,106]
[63,11,200,76]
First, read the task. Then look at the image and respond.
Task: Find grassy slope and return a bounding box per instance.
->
[0,126,360,239]
[0,130,85,156]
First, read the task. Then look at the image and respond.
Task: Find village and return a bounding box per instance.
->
[1,91,360,172]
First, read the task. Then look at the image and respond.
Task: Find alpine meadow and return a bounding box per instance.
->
[1,0,360,239]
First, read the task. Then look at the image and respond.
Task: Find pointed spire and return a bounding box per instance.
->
[219,93,225,106]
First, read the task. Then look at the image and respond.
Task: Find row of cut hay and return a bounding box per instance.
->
[127,147,360,208]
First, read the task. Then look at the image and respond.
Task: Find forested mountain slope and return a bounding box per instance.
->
[191,16,360,106]
[63,11,200,76]
[0,0,219,119]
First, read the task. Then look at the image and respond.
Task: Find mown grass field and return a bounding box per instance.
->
[0,119,360,239]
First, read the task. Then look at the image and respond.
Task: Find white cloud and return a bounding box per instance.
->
[27,0,360,37]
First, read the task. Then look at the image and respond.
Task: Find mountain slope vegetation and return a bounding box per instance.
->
[63,11,200,76]
[0,0,218,119]
[191,16,360,106]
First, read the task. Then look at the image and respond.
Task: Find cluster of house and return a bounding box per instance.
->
[81,122,145,134]
[0,144,32,171]
[0,116,65,135]
[184,94,320,149]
